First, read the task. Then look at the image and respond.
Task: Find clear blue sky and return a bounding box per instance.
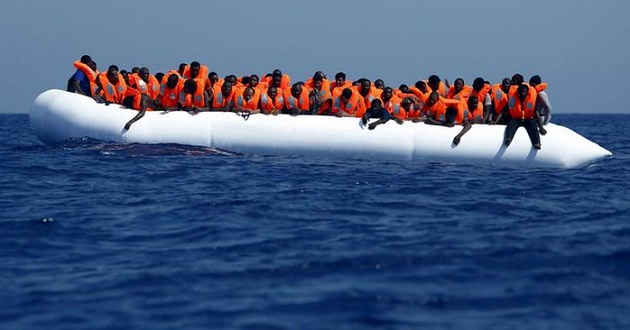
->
[0,0,628,113]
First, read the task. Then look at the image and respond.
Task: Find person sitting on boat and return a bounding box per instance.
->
[362,99,403,130]
[332,88,366,117]
[504,84,546,149]
[178,79,208,114]
[464,95,484,124]
[425,98,473,146]
[421,92,460,124]
[330,72,352,93]
[157,73,182,110]
[380,87,404,119]
[264,69,291,90]
[529,75,552,125]
[234,87,261,114]
[308,74,332,115]
[208,81,236,112]
[67,55,97,97]
[357,78,381,110]
[427,75,448,98]
[374,79,385,91]
[131,67,161,102]
[446,78,472,101]
[93,65,127,104]
[283,83,310,115]
[207,71,223,89]
[489,78,511,125]
[122,88,151,130]
[259,86,285,115]
[469,77,492,121]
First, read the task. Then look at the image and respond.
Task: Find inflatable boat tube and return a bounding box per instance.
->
[30,89,611,168]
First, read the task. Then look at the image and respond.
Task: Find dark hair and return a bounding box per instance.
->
[190,61,201,68]
[529,75,542,85]
[415,81,426,89]
[335,72,346,80]
[139,67,150,74]
[184,79,197,91]
[108,65,119,73]
[80,55,92,64]
[511,74,524,85]
[428,75,440,85]
[341,88,353,98]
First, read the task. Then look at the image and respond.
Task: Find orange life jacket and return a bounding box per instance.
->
[424,98,460,121]
[470,83,492,105]
[234,90,261,110]
[260,89,285,111]
[97,73,127,103]
[447,85,473,101]
[332,92,366,117]
[210,84,235,109]
[284,88,310,112]
[179,80,207,108]
[263,74,291,89]
[159,79,183,108]
[383,95,406,120]
[359,87,382,109]
[491,84,509,114]
[305,78,331,93]
[428,80,448,98]
[508,87,538,120]
[131,73,161,99]
[330,80,353,93]
[465,100,484,123]
[310,87,332,114]
[73,60,99,95]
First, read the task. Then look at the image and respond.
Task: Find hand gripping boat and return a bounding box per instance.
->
[30,89,611,168]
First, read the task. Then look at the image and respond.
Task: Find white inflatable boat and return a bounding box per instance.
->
[30,89,611,168]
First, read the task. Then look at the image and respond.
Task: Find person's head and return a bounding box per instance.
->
[517,84,529,100]
[184,79,197,94]
[313,77,323,90]
[190,61,201,78]
[272,69,282,77]
[272,70,282,86]
[313,71,326,80]
[341,88,353,101]
[291,83,303,98]
[401,97,412,110]
[243,87,254,100]
[225,75,237,85]
[467,96,479,110]
[501,78,511,91]
[267,86,278,98]
[399,84,409,93]
[208,72,220,84]
[335,72,346,85]
[155,72,164,83]
[221,81,233,96]
[529,75,542,87]
[249,74,259,87]
[415,80,428,93]
[381,87,393,101]
[107,65,120,84]
[139,67,150,83]
[131,67,140,74]
[359,79,371,95]
[472,77,485,91]
[374,79,385,90]
[370,98,383,109]
[241,76,251,86]
[178,63,187,75]
[80,55,92,65]
[445,106,458,124]
[427,91,440,106]
[454,78,465,92]
[511,73,524,85]
[88,61,97,71]
[119,69,129,85]
[428,75,441,90]
[166,74,179,89]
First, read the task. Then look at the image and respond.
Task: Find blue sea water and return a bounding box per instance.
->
[1,113,629,329]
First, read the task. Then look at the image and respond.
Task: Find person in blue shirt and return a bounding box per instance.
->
[67,55,95,96]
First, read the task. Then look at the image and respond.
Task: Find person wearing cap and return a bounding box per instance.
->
[529,75,552,125]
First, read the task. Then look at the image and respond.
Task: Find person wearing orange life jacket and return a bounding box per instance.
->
[427,75,448,98]
[361,99,402,130]
[488,78,512,125]
[504,84,546,149]
[283,83,310,115]
[305,71,331,92]
[308,74,333,115]
[234,87,261,114]
[264,69,291,90]
[157,74,183,109]
[461,95,484,124]
[155,72,164,85]
[422,92,460,125]
[373,79,385,91]
[207,72,224,89]
[94,65,127,104]
[425,94,474,146]
[67,55,97,97]
[399,97,418,121]
[466,77,492,122]
[121,88,153,131]
[132,67,161,101]
[208,81,236,111]
[178,78,209,112]
[332,88,366,117]
[446,78,473,101]
[330,72,353,93]
[529,75,552,125]
[357,79,381,110]
[259,86,285,115]
[380,87,405,120]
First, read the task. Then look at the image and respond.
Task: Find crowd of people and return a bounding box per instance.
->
[67,55,553,148]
